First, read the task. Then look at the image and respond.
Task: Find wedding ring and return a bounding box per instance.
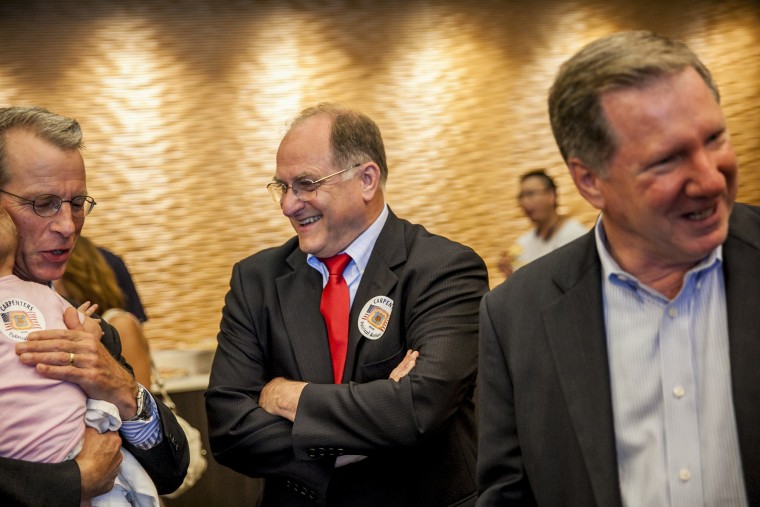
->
[69,352,75,366]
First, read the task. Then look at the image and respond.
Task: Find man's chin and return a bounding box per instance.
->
[297,237,322,257]
[678,231,728,263]
[15,266,64,285]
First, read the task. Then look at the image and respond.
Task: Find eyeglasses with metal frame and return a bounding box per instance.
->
[0,189,97,218]
[266,163,362,203]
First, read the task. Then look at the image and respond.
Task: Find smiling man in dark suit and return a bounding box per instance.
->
[477,31,759,506]
[206,103,488,507]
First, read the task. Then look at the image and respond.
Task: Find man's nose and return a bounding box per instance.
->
[49,203,78,236]
[280,188,304,216]
[685,148,732,198]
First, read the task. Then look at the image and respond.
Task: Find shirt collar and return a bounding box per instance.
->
[594,214,722,295]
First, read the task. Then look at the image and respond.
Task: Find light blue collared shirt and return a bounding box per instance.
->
[307,204,389,308]
[595,219,746,506]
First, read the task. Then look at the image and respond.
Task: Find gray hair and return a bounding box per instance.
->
[548,31,719,175]
[290,103,388,185]
[0,106,83,187]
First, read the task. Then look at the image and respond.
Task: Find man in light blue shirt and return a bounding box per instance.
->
[478,31,759,506]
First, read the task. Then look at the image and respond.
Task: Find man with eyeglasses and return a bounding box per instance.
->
[206,103,488,507]
[0,106,189,505]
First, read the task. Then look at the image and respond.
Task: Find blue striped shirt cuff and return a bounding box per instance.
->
[120,388,163,450]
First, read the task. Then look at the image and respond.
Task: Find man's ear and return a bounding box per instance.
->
[568,157,605,210]
[359,162,382,201]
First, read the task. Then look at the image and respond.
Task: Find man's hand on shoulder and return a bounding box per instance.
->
[260,377,308,422]
[16,306,139,420]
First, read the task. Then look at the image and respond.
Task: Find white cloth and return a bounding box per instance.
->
[85,399,160,507]
[514,217,587,268]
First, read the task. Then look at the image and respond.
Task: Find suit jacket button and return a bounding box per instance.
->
[308,448,316,458]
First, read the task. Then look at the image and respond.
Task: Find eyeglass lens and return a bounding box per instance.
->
[34,194,95,217]
[268,180,317,203]
[268,165,358,203]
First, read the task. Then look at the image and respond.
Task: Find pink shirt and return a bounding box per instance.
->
[0,275,86,463]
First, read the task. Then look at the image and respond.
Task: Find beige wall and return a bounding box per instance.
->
[1,0,759,349]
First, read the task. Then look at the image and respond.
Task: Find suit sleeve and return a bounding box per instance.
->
[0,457,81,506]
[292,244,487,456]
[99,321,190,495]
[205,262,335,496]
[475,290,536,506]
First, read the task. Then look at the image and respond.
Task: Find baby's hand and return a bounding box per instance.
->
[70,303,104,338]
[78,301,100,317]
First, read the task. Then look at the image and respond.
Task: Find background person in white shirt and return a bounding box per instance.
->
[499,170,587,277]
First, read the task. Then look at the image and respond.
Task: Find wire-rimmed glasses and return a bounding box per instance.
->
[267,163,362,203]
[0,189,97,218]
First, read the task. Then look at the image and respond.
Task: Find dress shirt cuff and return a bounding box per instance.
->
[120,388,163,450]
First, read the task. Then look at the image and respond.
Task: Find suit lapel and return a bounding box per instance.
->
[543,234,622,507]
[277,248,334,384]
[723,206,760,503]
[343,211,406,382]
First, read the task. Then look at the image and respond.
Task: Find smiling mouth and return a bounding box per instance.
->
[299,216,322,226]
[51,249,66,255]
[685,207,715,221]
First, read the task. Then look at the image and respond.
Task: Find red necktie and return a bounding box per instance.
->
[319,254,352,383]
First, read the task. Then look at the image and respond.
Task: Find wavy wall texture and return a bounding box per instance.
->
[0,0,758,349]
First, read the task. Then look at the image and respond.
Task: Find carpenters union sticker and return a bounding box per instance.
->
[357,296,393,340]
[0,298,45,342]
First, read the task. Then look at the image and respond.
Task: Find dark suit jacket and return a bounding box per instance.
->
[0,318,190,506]
[206,209,489,507]
[476,203,760,506]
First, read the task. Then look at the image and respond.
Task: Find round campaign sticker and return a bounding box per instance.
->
[0,298,46,342]
[357,296,393,340]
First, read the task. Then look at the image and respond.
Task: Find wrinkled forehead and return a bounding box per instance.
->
[4,132,86,195]
[273,163,333,183]
[275,138,335,182]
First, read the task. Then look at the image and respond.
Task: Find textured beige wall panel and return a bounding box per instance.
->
[0,0,758,348]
